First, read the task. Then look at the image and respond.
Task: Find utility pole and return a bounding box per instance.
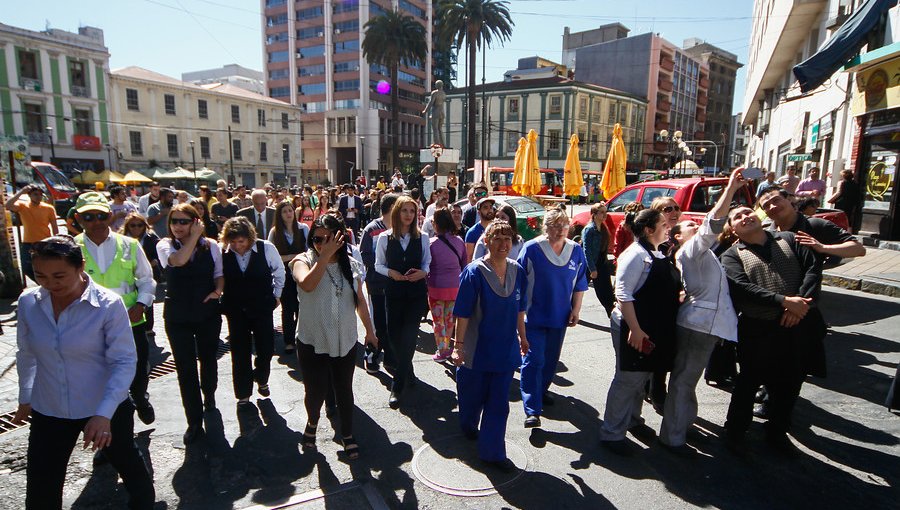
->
[228,125,235,184]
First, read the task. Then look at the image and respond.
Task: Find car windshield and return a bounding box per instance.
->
[505,197,544,213]
[37,165,77,192]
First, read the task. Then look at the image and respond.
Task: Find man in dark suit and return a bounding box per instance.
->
[236,189,276,238]
[337,184,363,235]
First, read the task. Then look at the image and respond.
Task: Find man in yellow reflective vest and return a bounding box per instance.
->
[74,192,157,425]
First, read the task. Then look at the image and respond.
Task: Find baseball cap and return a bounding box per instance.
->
[476,196,496,208]
[75,191,111,213]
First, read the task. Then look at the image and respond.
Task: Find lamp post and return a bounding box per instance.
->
[189,140,198,192]
[45,126,55,161]
[360,136,366,186]
[282,147,288,186]
[681,140,719,173]
[658,129,683,175]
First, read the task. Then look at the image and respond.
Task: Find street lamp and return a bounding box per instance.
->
[282,146,288,186]
[360,136,366,185]
[45,126,55,161]
[658,129,683,173]
[189,140,198,192]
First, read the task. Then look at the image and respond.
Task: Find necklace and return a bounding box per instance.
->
[325,264,344,297]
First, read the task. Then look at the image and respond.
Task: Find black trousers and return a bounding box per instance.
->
[165,318,221,426]
[130,323,150,405]
[591,262,615,317]
[281,273,299,348]
[387,296,424,393]
[226,312,274,399]
[26,400,155,510]
[725,321,807,438]
[297,342,357,436]
[369,292,393,366]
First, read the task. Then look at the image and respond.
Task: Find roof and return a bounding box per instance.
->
[111,66,294,107]
[447,76,647,103]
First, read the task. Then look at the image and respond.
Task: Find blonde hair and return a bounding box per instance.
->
[650,196,678,212]
[542,207,569,235]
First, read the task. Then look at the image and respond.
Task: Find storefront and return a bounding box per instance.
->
[846,47,900,239]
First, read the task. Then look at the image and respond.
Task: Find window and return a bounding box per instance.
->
[269,68,290,80]
[297,6,323,19]
[398,70,424,87]
[297,26,324,40]
[258,108,266,127]
[265,0,286,7]
[348,117,356,134]
[334,79,359,93]
[591,100,601,122]
[129,131,143,156]
[197,99,208,119]
[281,112,289,129]
[231,105,240,123]
[69,60,86,88]
[18,50,38,80]
[126,88,139,111]
[299,83,326,95]
[270,87,290,97]
[167,134,179,158]
[548,130,561,154]
[268,50,289,63]
[334,40,359,54]
[335,99,360,109]
[300,64,326,76]
[549,95,562,116]
[333,19,359,33]
[399,0,424,18]
[506,131,519,154]
[298,45,326,58]
[266,13,288,26]
[578,97,587,120]
[266,32,289,45]
[73,108,93,136]
[23,103,44,136]
[639,187,677,208]
[259,141,268,161]
[608,103,617,123]
[164,94,176,115]
[508,98,519,119]
[282,143,290,162]
[618,103,628,123]
[200,136,211,159]
[334,61,358,73]
[333,0,358,14]
[607,188,638,212]
[232,139,242,160]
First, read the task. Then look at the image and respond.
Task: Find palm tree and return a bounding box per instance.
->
[362,10,427,171]
[437,0,514,172]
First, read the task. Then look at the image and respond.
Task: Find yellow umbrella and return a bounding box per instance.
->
[522,129,542,196]
[116,170,153,185]
[600,123,628,200]
[563,134,584,197]
[510,136,529,195]
[72,170,100,185]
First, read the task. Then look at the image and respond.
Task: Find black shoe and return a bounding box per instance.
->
[650,393,666,415]
[135,401,155,425]
[483,458,517,473]
[543,392,556,406]
[753,402,770,420]
[183,424,205,445]
[524,415,541,428]
[365,358,381,374]
[204,394,216,412]
[600,439,633,457]
[463,429,479,440]
[754,387,768,404]
[258,383,270,398]
[388,391,400,409]
[92,450,109,467]
[628,423,657,441]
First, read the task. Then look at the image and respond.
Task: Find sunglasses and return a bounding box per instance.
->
[31,240,80,256]
[79,212,110,222]
[662,205,681,214]
[127,223,146,229]
[475,190,488,197]
[170,218,194,225]
[311,235,331,244]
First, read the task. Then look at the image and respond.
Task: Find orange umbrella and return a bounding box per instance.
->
[511,136,529,195]
[563,134,584,197]
[522,129,542,195]
[600,123,627,200]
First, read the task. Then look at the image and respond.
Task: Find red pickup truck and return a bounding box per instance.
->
[570,177,849,242]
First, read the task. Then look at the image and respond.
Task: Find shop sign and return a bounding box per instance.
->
[787,153,813,162]
[73,135,102,151]
[851,57,900,116]
[808,121,820,148]
[819,112,833,136]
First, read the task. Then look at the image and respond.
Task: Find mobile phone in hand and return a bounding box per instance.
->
[404,268,416,276]
[640,338,655,355]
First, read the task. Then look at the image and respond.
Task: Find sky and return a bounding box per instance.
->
[5,0,753,114]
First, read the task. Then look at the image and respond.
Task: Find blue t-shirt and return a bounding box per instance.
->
[464,222,485,244]
[454,259,527,372]
[517,237,589,328]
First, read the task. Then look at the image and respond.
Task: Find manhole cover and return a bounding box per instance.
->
[411,435,529,497]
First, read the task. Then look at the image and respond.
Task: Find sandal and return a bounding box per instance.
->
[342,435,360,460]
[302,423,317,449]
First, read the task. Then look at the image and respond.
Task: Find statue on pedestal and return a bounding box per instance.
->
[422,80,446,147]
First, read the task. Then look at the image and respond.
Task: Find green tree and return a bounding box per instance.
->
[362,10,427,170]
[437,0,514,172]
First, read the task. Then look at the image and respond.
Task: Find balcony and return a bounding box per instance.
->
[657,98,671,112]
[71,85,89,97]
[699,77,709,89]
[653,141,669,153]
[694,131,705,140]
[658,77,673,93]
[695,111,707,123]
[655,119,669,131]
[659,57,674,72]
[696,93,708,106]
[19,77,42,92]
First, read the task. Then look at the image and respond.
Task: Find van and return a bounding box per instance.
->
[14,162,78,215]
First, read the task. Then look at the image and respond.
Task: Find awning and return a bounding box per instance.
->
[793,0,897,93]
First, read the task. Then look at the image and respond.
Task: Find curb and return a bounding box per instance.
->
[823,272,900,298]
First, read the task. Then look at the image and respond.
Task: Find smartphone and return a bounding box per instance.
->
[742,167,763,180]
[640,338,655,355]
[404,268,416,276]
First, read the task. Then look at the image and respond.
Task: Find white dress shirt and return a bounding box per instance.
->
[675,215,738,342]
[81,231,156,307]
[156,237,224,278]
[17,275,136,419]
[222,240,285,298]
[374,229,431,277]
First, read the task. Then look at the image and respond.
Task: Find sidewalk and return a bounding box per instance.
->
[823,246,900,297]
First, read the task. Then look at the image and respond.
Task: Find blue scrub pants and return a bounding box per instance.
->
[520,325,567,417]
[457,367,515,462]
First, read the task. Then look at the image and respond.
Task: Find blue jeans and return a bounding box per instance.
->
[520,325,567,417]
[20,242,33,282]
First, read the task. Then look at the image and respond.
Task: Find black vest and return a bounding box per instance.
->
[164,241,219,323]
[221,240,276,317]
[384,234,427,300]
[275,228,307,257]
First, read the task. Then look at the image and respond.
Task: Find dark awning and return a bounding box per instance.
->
[793,0,897,93]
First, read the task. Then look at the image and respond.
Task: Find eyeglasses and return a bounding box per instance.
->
[311,235,331,244]
[127,223,146,229]
[661,205,681,214]
[79,212,110,222]
[169,218,193,225]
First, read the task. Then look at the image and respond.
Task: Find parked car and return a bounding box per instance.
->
[569,176,849,241]
[453,195,547,240]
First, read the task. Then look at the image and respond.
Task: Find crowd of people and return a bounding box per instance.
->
[8,164,878,507]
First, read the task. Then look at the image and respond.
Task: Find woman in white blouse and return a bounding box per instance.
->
[658,169,746,454]
[293,213,377,460]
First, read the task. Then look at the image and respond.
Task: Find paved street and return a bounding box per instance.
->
[0,280,897,509]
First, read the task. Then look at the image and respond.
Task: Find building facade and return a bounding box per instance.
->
[445,76,647,173]
[262,0,433,185]
[571,29,710,171]
[682,38,742,171]
[0,23,112,175]
[729,112,750,169]
[182,64,265,95]
[110,66,303,188]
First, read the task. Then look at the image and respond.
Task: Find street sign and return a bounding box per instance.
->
[788,153,814,162]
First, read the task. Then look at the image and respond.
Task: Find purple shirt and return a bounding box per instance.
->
[796,178,826,197]
[427,234,466,289]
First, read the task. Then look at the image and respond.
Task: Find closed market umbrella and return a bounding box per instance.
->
[600,123,627,200]
[524,129,542,196]
[563,134,584,214]
[511,136,529,195]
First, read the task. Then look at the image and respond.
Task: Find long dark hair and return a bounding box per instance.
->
[630,209,663,239]
[311,214,357,306]
[272,201,306,255]
[497,204,519,239]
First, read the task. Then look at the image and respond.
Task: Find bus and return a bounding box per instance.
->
[485,167,562,196]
